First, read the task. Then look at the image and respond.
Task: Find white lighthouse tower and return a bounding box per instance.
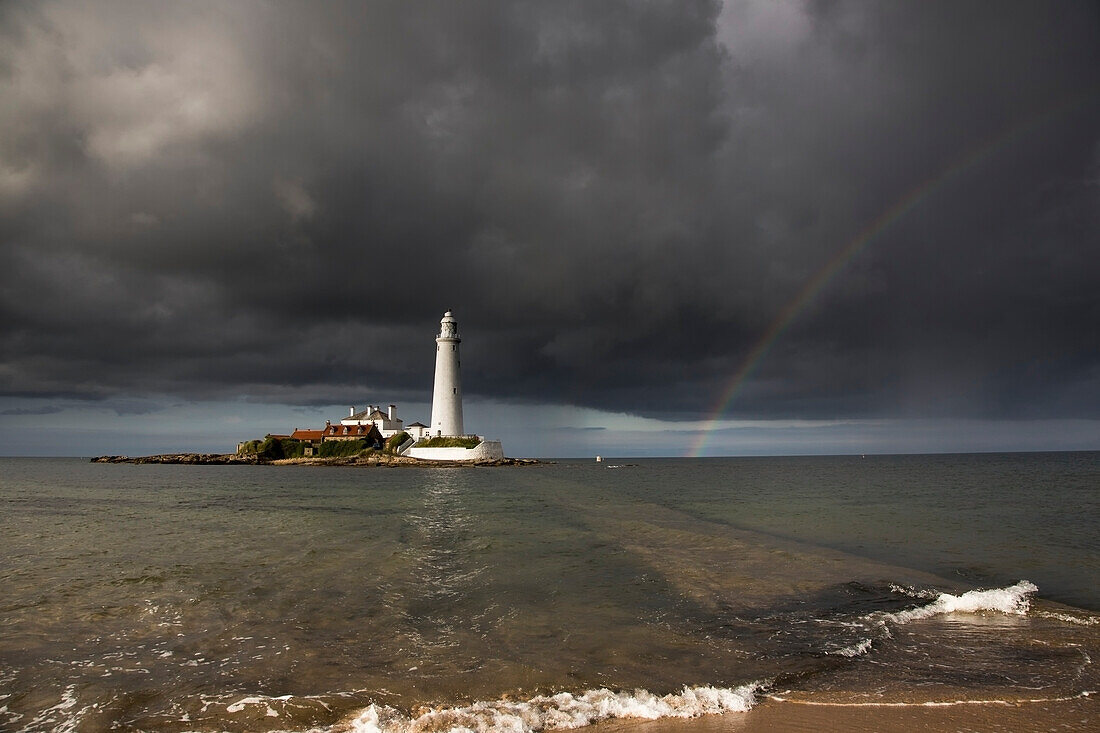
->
[407,310,504,461]
[430,310,464,436]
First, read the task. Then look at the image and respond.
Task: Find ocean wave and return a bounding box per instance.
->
[767,689,1095,707]
[876,580,1038,626]
[827,638,873,658]
[1035,610,1100,626]
[338,683,761,733]
[887,583,939,600]
[227,695,292,717]
[22,685,90,733]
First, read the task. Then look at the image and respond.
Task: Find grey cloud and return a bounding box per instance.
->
[0,405,63,416]
[1,0,1098,422]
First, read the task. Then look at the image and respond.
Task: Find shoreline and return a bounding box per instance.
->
[589,692,1098,733]
[89,452,543,467]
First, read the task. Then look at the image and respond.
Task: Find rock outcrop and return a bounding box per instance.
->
[91,453,542,467]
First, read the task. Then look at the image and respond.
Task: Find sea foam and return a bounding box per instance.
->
[1035,610,1100,626]
[878,580,1038,626]
[828,638,873,658]
[343,683,760,733]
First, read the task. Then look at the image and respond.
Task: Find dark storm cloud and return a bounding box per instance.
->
[1,0,1098,420]
[0,405,63,416]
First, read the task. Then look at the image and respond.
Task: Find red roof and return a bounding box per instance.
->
[324,424,380,437]
[291,430,323,441]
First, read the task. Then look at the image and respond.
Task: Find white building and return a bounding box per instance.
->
[341,404,405,438]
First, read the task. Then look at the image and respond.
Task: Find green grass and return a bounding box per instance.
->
[237,439,263,455]
[318,439,373,458]
[238,437,310,459]
[384,432,411,454]
[281,439,307,458]
[239,437,366,459]
[259,436,286,459]
[239,438,285,458]
[415,436,480,449]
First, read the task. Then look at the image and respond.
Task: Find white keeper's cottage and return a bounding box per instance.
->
[341,404,405,438]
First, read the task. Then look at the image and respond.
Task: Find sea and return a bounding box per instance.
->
[1,452,1097,731]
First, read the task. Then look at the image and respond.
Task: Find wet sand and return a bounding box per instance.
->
[594,693,1097,733]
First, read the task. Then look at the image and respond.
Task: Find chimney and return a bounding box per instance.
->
[389,404,397,420]
[350,406,355,417]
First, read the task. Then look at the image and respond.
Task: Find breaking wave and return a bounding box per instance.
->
[828,638,873,658]
[877,580,1038,626]
[815,581,1043,661]
[338,683,761,733]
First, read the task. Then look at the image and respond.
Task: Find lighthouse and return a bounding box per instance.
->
[430,310,464,436]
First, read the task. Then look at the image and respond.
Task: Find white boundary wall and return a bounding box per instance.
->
[406,440,504,462]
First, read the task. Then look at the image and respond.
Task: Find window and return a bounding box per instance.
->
[453,388,456,394]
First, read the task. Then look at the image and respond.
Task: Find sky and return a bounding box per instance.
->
[1,1,1099,457]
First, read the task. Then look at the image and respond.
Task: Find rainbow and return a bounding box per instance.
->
[687,89,1097,457]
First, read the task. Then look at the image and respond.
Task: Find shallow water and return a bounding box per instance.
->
[0,453,1097,731]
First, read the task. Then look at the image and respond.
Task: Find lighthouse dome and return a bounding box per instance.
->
[438,310,459,339]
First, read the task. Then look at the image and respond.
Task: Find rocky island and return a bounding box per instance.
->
[90,453,540,467]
